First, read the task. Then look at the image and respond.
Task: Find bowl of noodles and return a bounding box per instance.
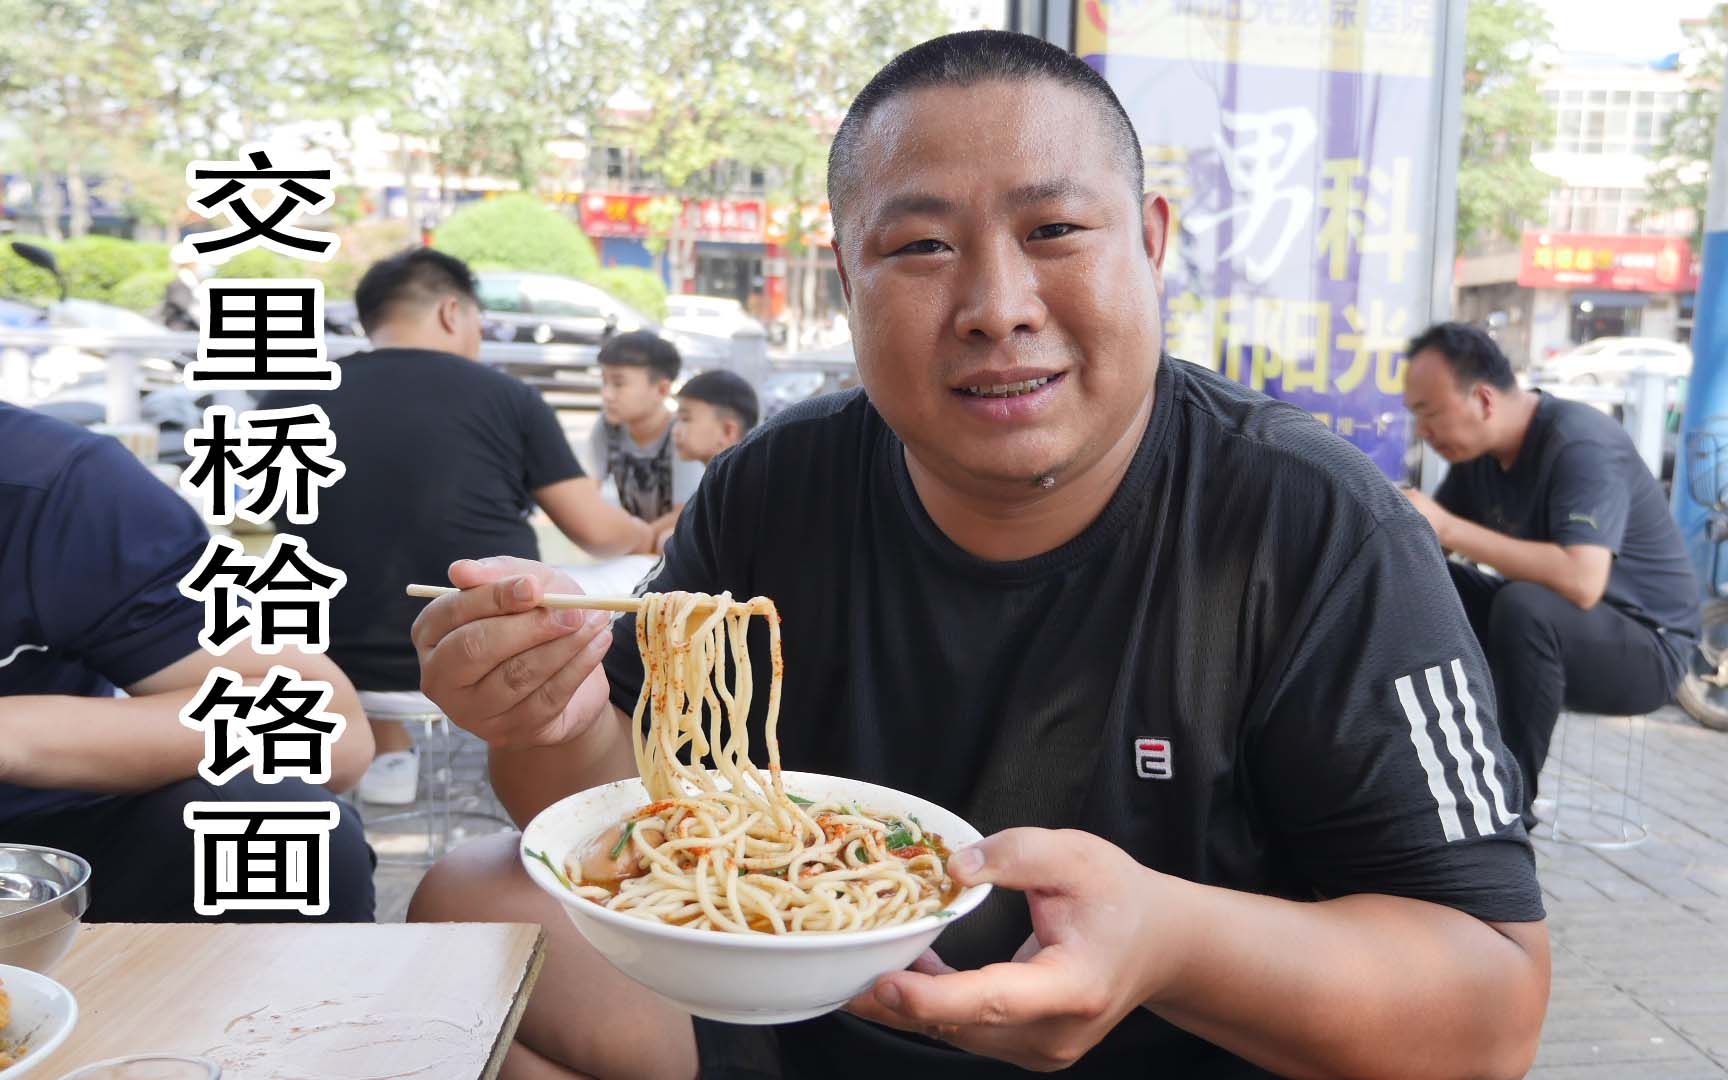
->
[523,769,990,1023]
[516,590,991,1024]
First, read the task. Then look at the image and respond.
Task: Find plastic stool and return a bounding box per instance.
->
[355,690,513,866]
[1541,711,1650,850]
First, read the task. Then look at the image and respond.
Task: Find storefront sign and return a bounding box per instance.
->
[1518,231,1699,292]
[579,193,764,244]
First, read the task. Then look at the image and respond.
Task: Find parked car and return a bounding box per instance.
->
[0,296,43,329]
[1532,337,1692,387]
[474,271,654,346]
[1,245,181,398]
[664,295,765,340]
[324,297,512,343]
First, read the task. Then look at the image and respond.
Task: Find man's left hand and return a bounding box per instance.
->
[1401,486,1454,545]
[846,828,1170,1072]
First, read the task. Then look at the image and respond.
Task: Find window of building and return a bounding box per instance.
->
[1547,82,1679,157]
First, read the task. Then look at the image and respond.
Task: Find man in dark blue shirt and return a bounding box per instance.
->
[1403,323,1699,827]
[0,403,377,921]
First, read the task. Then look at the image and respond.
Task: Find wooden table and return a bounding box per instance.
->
[31,923,545,1079]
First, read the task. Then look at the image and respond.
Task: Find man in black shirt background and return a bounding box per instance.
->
[405,32,1549,1080]
[262,249,654,805]
[1402,322,1699,828]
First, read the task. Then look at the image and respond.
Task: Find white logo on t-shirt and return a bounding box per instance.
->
[1134,736,1173,780]
[0,643,49,670]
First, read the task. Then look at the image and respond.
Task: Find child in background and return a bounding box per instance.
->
[587,331,704,530]
[658,369,761,550]
[673,369,759,466]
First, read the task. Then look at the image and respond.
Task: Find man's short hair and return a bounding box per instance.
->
[827,30,1144,239]
[1407,322,1517,393]
[354,247,479,336]
[679,369,759,433]
[597,330,681,383]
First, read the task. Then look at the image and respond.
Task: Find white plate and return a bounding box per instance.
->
[521,770,992,1024]
[0,964,78,1078]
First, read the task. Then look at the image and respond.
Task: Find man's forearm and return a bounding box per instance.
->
[0,690,205,792]
[1150,884,1548,1080]
[535,478,657,557]
[127,650,372,794]
[577,509,656,557]
[1441,517,1594,605]
[489,703,637,828]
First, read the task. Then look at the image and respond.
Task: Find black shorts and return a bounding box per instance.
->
[0,774,376,922]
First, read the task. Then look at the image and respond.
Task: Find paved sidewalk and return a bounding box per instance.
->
[366,707,1728,1077]
[1528,706,1728,1078]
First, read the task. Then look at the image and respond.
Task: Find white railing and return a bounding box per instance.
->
[1533,369,1681,479]
[0,327,856,425]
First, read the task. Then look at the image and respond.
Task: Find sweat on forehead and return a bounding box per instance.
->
[826,29,1144,239]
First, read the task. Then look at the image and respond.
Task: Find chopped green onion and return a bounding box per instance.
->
[886,826,918,850]
[786,793,814,807]
[609,821,636,859]
[853,844,869,863]
[526,848,574,891]
[932,909,955,920]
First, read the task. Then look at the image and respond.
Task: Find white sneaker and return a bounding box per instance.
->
[359,749,420,806]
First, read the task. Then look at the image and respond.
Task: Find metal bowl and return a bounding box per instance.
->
[0,845,90,973]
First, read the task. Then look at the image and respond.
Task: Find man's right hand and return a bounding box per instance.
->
[414,556,615,748]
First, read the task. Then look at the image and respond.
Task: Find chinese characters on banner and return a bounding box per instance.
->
[1079,0,1448,478]
[173,146,347,917]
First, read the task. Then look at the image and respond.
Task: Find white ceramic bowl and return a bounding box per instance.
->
[520,770,992,1024]
[0,963,78,1078]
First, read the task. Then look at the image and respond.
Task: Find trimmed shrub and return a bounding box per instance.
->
[214,247,305,279]
[432,194,599,280]
[591,266,667,321]
[57,235,169,303]
[111,267,177,315]
[0,235,61,304]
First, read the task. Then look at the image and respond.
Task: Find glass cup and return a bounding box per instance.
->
[56,1055,221,1080]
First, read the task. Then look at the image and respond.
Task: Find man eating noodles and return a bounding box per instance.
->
[407,30,1550,1080]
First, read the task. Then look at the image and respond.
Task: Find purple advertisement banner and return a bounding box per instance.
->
[1079,2,1445,479]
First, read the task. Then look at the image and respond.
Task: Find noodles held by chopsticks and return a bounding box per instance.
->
[560,591,956,933]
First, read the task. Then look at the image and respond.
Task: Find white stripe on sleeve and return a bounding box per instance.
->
[1396,673,1465,842]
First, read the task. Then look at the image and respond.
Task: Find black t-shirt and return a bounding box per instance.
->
[261,348,582,690]
[603,358,1544,1078]
[1437,392,1700,652]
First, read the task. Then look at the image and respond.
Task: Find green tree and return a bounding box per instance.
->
[0,0,344,240]
[621,0,947,322]
[1646,6,1726,247]
[1456,0,1558,252]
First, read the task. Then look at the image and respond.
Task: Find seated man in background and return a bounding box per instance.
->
[1402,322,1699,826]
[0,402,377,921]
[261,248,655,805]
[654,368,760,549]
[586,330,704,533]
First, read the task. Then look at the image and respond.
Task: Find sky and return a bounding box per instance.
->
[1540,0,1716,60]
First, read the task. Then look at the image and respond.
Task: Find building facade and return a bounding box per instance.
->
[1455,57,1700,368]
